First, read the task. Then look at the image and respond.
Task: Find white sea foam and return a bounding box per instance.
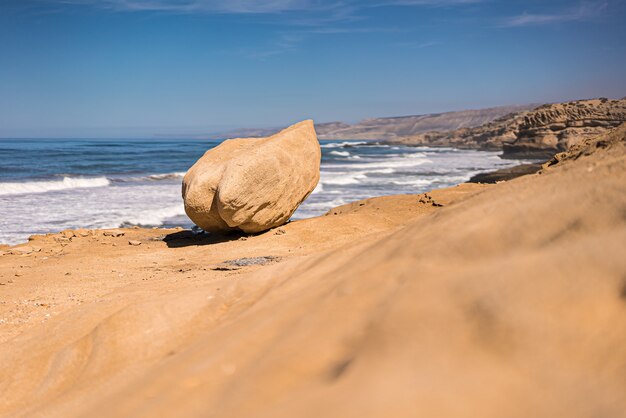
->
[113,172,187,182]
[325,157,431,171]
[321,172,366,185]
[115,204,186,227]
[320,168,395,186]
[146,172,187,180]
[330,150,350,157]
[321,141,369,149]
[0,176,110,196]
[312,183,324,194]
[391,179,434,187]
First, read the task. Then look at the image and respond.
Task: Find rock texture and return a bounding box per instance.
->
[543,120,626,169]
[468,163,544,184]
[390,110,528,150]
[391,98,626,159]
[503,98,626,158]
[182,120,321,233]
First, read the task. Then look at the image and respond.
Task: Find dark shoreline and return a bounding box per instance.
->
[467,162,546,184]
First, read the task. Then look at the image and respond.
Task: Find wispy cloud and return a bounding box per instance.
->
[500,1,608,28]
[373,0,482,5]
[248,32,305,59]
[241,25,404,59]
[47,0,479,59]
[55,0,324,14]
[394,40,442,49]
[55,0,482,15]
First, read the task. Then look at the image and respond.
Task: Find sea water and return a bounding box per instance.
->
[0,138,527,244]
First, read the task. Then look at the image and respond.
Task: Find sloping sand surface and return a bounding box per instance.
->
[1,126,625,417]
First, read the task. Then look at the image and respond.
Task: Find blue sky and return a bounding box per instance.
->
[1,0,625,138]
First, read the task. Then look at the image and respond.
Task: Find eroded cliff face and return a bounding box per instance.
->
[389,110,527,150]
[502,98,626,158]
[391,98,626,159]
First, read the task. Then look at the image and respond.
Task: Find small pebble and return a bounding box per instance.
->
[128,240,142,246]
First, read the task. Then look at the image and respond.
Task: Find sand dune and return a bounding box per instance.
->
[1,126,625,417]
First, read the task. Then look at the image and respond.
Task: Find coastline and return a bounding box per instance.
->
[0,125,625,416]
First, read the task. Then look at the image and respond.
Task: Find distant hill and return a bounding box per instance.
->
[204,104,537,141]
[315,105,538,140]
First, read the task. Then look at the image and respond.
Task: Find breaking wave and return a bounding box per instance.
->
[0,177,110,196]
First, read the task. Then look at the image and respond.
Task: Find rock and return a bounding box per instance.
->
[502,99,626,158]
[103,230,125,237]
[61,230,76,239]
[183,120,321,233]
[75,229,91,237]
[389,99,626,159]
[468,163,544,184]
[128,240,142,246]
[10,246,34,255]
[543,123,626,169]
[389,109,527,150]
[212,256,281,271]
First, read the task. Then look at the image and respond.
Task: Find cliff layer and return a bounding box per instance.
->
[392,98,626,159]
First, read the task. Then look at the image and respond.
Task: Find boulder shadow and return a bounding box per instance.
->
[163,230,246,248]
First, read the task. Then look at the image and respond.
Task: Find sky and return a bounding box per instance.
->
[0,0,625,138]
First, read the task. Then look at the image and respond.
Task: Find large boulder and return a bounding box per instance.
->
[182,120,321,234]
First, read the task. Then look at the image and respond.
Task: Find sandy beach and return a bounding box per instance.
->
[1,125,625,417]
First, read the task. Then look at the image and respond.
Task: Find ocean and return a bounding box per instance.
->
[0,138,527,245]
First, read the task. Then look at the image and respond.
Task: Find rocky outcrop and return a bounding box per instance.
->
[502,98,626,158]
[182,120,321,234]
[543,121,626,169]
[389,110,528,150]
[390,98,626,159]
[468,163,544,184]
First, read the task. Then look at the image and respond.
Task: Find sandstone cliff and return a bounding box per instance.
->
[392,98,626,159]
[389,110,527,150]
[503,98,626,158]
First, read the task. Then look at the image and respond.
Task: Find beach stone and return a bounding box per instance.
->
[61,230,76,239]
[103,230,125,237]
[183,120,321,233]
[212,256,281,271]
[10,246,34,255]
